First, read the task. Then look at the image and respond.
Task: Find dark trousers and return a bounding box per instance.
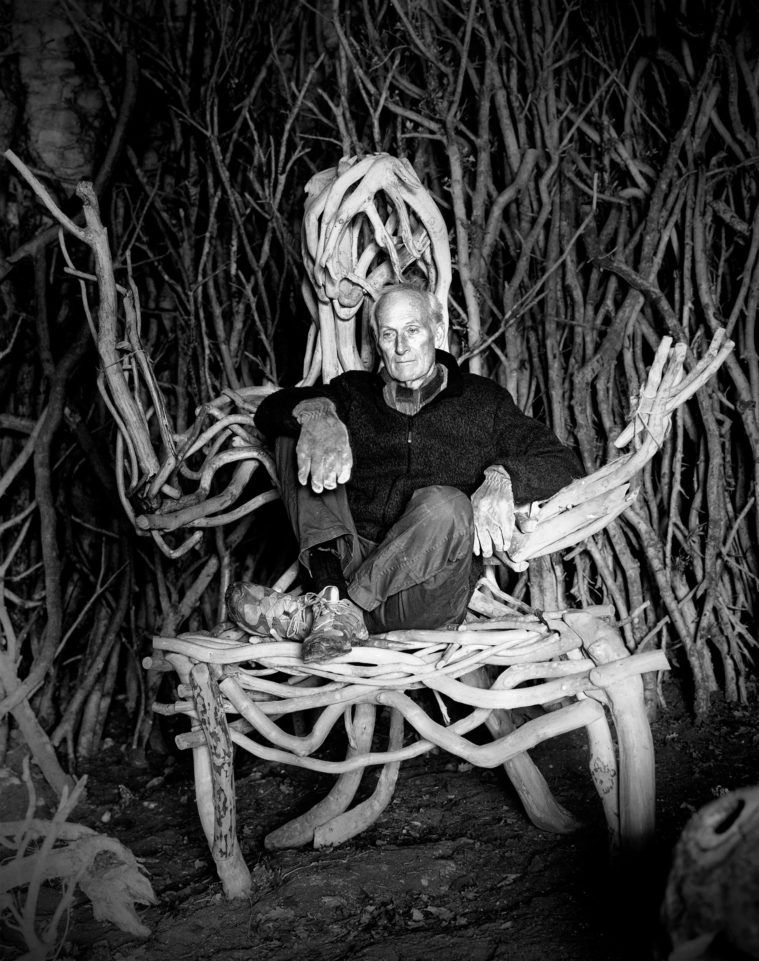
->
[275,438,474,633]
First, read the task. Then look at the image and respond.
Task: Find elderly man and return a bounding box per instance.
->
[230,284,581,662]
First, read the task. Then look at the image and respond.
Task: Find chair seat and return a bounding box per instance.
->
[147,579,668,900]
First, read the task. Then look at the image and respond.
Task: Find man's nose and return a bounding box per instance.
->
[395,336,409,354]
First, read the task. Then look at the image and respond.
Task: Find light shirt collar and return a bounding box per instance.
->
[380,362,448,415]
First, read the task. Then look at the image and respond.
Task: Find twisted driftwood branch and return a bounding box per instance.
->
[264,702,378,851]
[312,705,404,849]
[502,330,733,566]
[462,665,582,834]
[301,153,453,381]
[3,149,283,559]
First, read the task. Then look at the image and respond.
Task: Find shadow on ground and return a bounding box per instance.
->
[4,677,759,961]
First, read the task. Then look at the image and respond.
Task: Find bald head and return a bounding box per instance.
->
[371,285,443,334]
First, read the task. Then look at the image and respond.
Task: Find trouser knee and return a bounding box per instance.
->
[407,485,474,547]
[410,485,473,514]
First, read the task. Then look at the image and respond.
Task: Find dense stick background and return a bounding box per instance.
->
[0,0,757,794]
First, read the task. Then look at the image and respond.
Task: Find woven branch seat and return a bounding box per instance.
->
[148,575,669,900]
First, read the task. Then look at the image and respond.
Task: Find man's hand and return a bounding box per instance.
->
[293,398,353,493]
[471,465,516,557]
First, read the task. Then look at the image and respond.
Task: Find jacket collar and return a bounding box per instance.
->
[372,349,463,402]
[435,349,464,398]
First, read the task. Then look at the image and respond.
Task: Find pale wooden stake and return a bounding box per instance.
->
[187,662,252,898]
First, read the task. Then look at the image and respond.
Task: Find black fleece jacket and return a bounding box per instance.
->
[255,350,583,543]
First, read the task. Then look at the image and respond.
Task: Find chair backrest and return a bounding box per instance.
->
[299,154,452,384]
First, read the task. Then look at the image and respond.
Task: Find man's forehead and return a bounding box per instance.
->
[376,290,432,326]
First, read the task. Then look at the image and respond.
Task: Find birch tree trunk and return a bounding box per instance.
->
[10,0,105,189]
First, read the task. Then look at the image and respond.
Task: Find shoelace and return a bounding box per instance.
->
[282,594,319,639]
[310,595,367,636]
[261,590,313,638]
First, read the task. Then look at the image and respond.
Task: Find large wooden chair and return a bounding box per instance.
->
[137,156,729,898]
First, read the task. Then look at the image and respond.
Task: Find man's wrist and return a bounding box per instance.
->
[483,465,513,489]
[293,398,338,425]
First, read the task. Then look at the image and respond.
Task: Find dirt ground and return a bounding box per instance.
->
[4,676,759,961]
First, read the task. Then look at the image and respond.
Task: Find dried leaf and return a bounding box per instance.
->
[78,845,157,938]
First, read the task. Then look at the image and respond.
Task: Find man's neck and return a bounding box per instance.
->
[381,363,448,415]
[398,363,437,391]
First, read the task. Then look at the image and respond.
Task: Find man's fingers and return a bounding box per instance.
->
[476,523,493,558]
[296,416,352,493]
[501,510,516,550]
[471,483,517,558]
[489,521,505,554]
[307,448,349,492]
[321,467,339,490]
[297,448,312,486]
[336,449,353,485]
[310,453,330,492]
[298,436,351,493]
[475,512,514,557]
[325,449,344,490]
[503,520,515,550]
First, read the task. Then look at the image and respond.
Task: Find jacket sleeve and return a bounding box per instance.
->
[492,392,584,505]
[253,383,345,441]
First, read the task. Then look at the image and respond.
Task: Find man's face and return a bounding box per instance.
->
[374,291,444,389]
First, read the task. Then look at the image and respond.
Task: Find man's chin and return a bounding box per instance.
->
[390,363,421,380]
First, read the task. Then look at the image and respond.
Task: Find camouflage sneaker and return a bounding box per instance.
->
[301,587,368,664]
[225,582,315,641]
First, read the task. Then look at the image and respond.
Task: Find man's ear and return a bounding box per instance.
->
[434,322,446,348]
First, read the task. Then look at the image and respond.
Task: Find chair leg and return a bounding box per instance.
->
[188,662,252,899]
[584,706,620,853]
[564,612,656,859]
[314,706,404,848]
[166,654,217,852]
[462,667,582,833]
[264,701,376,850]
